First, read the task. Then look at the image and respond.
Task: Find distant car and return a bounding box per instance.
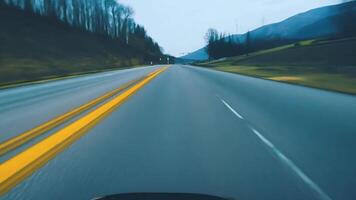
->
[93,193,231,200]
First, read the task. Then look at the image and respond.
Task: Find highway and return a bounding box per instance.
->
[1,65,356,200]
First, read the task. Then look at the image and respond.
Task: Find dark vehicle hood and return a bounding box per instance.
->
[94,193,231,200]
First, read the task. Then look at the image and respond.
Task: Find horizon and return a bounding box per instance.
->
[119,0,343,57]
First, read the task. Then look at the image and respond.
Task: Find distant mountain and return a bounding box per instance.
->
[180,47,208,61]
[242,1,356,42]
[182,1,356,61]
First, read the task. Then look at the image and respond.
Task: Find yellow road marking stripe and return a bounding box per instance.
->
[0,69,159,156]
[0,67,167,195]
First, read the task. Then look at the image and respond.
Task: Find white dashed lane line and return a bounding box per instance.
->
[218,96,333,200]
[219,98,244,119]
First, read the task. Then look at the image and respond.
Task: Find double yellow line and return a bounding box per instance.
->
[0,67,167,195]
[0,79,140,156]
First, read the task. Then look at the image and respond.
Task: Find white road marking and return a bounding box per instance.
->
[250,127,333,200]
[217,95,332,200]
[220,99,244,119]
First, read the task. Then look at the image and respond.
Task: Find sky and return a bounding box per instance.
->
[119,0,341,56]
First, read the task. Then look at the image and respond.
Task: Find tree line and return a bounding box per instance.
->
[3,0,163,58]
[205,28,251,60]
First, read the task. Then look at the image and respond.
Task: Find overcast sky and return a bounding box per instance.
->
[119,0,341,56]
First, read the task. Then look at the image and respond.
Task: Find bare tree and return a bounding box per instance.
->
[245,31,251,56]
[3,0,162,56]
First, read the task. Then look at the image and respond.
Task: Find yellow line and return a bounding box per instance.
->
[0,67,167,196]
[0,70,159,156]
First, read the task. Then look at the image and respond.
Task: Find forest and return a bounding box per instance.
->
[205,28,248,60]
[2,0,162,56]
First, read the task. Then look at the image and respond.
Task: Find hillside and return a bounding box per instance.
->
[184,1,356,61]
[242,0,356,47]
[0,3,163,86]
[198,38,356,94]
[180,47,208,61]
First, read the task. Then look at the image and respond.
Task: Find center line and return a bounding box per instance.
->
[250,127,333,200]
[220,99,244,119]
[0,67,168,196]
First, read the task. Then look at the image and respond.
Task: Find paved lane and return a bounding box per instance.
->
[2,65,356,200]
[0,66,159,143]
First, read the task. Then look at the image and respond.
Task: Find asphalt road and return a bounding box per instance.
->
[1,65,356,200]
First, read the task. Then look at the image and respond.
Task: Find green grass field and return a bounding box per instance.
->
[198,38,356,95]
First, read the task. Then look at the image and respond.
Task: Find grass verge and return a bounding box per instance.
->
[210,65,356,95]
[197,37,356,95]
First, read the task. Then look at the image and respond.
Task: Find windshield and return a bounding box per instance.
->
[0,0,355,200]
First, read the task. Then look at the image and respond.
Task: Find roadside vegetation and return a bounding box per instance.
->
[0,1,167,87]
[198,38,356,94]
[197,1,356,95]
